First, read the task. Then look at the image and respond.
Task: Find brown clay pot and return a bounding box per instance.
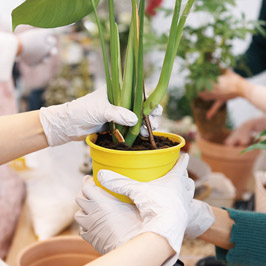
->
[191,98,228,143]
[197,135,260,199]
[17,236,101,266]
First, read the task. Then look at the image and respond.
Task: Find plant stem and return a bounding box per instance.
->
[120,20,135,111]
[91,0,113,103]
[143,84,157,149]
[109,0,121,106]
[143,115,157,149]
[125,0,145,146]
[92,0,119,143]
[117,15,135,137]
[143,0,195,116]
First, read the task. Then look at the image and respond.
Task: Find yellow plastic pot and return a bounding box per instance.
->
[86,132,185,203]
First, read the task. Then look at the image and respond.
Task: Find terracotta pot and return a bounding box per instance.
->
[17,236,100,266]
[191,98,228,143]
[197,135,260,199]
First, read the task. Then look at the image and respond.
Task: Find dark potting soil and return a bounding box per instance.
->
[95,132,179,151]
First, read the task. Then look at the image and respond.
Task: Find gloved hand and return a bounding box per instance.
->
[75,154,194,265]
[224,116,266,146]
[0,32,18,81]
[140,104,163,137]
[185,199,215,239]
[17,29,57,66]
[40,88,138,146]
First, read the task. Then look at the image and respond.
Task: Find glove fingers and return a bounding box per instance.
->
[82,176,122,203]
[105,105,138,127]
[149,104,163,116]
[97,170,141,200]
[139,116,158,137]
[76,193,98,216]
[75,209,95,231]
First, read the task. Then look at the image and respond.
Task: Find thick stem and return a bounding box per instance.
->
[125,0,145,146]
[143,115,157,149]
[143,84,157,149]
[109,0,121,105]
[143,0,195,115]
[91,0,112,103]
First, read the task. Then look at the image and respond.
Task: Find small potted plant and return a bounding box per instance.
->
[12,0,194,202]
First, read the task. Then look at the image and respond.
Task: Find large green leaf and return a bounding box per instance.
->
[12,0,100,31]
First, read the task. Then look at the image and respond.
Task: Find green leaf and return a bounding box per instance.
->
[12,0,100,31]
[255,129,266,141]
[241,139,266,153]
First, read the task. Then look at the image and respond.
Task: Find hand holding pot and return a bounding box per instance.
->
[185,199,215,239]
[75,154,194,265]
[40,88,138,146]
[224,115,266,146]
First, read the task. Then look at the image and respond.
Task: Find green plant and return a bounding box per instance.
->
[242,129,266,153]
[177,0,266,99]
[12,0,194,148]
[146,0,265,100]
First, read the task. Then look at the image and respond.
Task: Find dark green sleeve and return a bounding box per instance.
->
[215,208,266,266]
[234,0,266,77]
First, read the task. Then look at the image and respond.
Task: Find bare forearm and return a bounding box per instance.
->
[85,232,175,266]
[239,79,266,113]
[198,207,234,250]
[0,111,48,165]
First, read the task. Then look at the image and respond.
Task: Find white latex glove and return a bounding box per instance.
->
[17,29,57,66]
[185,199,215,239]
[75,154,194,266]
[225,116,266,146]
[0,32,18,81]
[140,105,163,137]
[40,88,138,146]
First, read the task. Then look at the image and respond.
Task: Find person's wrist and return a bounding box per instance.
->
[237,76,253,99]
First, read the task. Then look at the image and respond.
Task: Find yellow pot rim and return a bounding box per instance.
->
[86,131,185,155]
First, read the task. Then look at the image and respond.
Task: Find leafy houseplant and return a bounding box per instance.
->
[12,0,194,147]
[12,0,194,202]
[176,0,265,143]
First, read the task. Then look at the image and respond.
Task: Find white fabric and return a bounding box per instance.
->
[0,32,18,81]
[18,29,57,66]
[75,154,194,266]
[21,141,84,240]
[39,88,138,146]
